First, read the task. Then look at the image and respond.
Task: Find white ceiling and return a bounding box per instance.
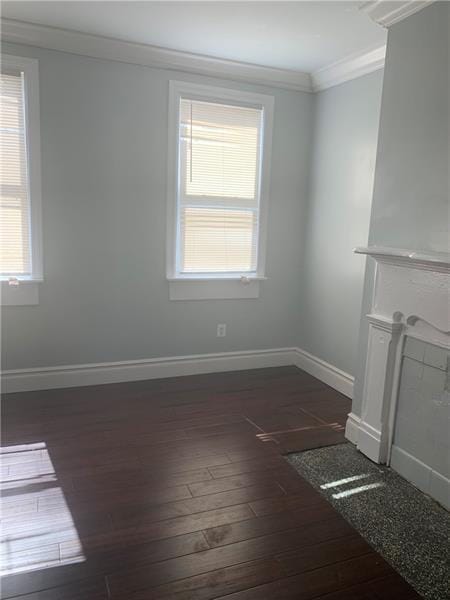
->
[1,1,386,73]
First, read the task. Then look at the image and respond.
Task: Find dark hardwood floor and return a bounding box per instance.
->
[1,366,420,599]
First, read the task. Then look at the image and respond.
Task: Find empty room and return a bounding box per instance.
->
[0,1,448,598]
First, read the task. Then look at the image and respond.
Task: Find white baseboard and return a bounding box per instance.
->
[345,412,361,444]
[1,347,297,393]
[345,413,386,463]
[391,445,449,511]
[356,419,385,463]
[1,346,355,396]
[292,348,354,398]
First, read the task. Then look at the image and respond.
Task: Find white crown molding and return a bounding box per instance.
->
[359,1,436,28]
[1,19,386,92]
[0,18,312,93]
[311,45,386,92]
[0,18,386,93]
[1,345,354,396]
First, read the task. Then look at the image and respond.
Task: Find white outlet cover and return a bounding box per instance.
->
[217,324,227,337]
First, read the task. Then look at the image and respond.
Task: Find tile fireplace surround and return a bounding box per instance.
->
[345,246,449,509]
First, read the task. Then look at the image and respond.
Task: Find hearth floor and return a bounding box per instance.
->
[287,443,450,600]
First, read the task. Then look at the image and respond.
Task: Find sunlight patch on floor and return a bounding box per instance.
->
[1,442,86,576]
[331,481,385,499]
[320,473,371,490]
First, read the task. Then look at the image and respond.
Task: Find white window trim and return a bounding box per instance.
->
[166,80,274,300]
[1,54,43,306]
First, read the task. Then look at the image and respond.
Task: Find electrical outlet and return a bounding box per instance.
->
[217,324,227,337]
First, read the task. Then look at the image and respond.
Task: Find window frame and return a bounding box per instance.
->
[166,81,273,299]
[1,54,43,305]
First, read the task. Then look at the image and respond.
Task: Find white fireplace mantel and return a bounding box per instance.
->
[346,245,449,467]
[354,246,450,273]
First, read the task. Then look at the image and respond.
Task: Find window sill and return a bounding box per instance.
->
[1,279,40,305]
[168,277,263,300]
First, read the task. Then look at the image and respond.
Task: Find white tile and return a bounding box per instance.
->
[390,445,431,495]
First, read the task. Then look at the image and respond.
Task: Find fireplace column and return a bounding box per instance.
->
[358,314,403,463]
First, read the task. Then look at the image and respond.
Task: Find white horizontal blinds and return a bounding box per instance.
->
[181,207,257,273]
[0,71,31,275]
[178,98,262,273]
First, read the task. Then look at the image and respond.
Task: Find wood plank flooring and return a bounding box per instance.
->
[1,366,420,599]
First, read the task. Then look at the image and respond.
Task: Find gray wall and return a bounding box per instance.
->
[298,71,384,377]
[368,1,449,253]
[1,42,314,370]
[352,1,450,417]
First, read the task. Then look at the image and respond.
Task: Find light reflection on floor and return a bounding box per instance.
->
[1,442,85,576]
[320,473,371,490]
[318,470,385,499]
[331,481,385,499]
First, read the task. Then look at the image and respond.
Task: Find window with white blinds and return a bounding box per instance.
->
[0,56,41,291]
[167,79,276,283]
[0,70,32,276]
[177,98,262,274]
[168,82,273,295]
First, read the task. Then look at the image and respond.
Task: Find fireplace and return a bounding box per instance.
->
[345,246,449,508]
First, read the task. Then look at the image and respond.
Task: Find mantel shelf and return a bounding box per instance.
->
[354,246,450,273]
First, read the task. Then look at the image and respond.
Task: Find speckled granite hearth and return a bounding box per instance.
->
[287,443,449,600]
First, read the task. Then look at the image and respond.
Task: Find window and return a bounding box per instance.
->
[0,55,42,305]
[167,81,273,300]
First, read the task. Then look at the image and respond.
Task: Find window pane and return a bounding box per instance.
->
[0,72,32,275]
[181,207,257,273]
[180,99,261,201]
[177,98,262,274]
